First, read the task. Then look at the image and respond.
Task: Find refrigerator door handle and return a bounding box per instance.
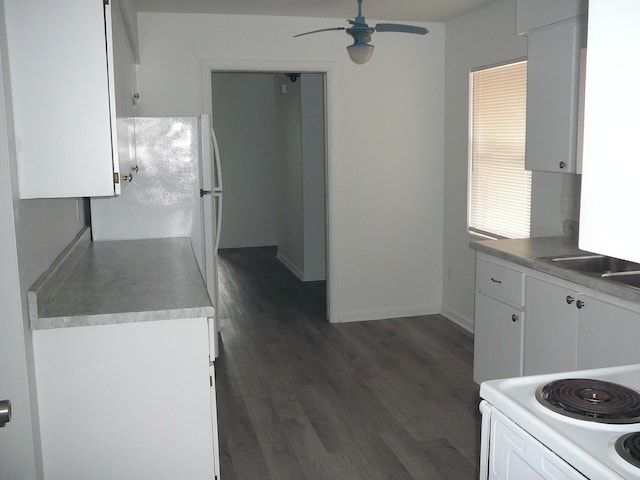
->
[214,193,223,253]
[211,126,223,193]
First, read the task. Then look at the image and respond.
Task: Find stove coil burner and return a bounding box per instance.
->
[616,432,640,469]
[535,378,640,424]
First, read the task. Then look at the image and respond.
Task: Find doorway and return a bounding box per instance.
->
[204,68,329,321]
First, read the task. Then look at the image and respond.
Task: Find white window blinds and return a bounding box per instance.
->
[468,60,531,239]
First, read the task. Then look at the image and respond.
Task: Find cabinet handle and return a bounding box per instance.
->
[0,399,11,427]
[490,277,502,284]
[559,161,567,169]
[511,314,519,322]
[576,299,585,309]
[566,295,575,304]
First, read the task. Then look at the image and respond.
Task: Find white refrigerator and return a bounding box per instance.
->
[91,115,223,355]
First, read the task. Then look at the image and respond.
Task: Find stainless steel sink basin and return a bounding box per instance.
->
[541,254,640,275]
[602,271,640,289]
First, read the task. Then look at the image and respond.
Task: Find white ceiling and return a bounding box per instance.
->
[134,0,497,23]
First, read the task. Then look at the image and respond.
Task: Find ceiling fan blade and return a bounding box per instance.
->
[293,27,346,37]
[375,23,429,35]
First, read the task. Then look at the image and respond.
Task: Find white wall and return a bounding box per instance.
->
[442,0,582,331]
[211,72,279,248]
[443,0,526,331]
[116,0,140,62]
[301,73,326,281]
[135,13,445,323]
[274,73,326,282]
[274,73,304,276]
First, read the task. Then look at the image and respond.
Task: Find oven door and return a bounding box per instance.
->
[479,401,587,480]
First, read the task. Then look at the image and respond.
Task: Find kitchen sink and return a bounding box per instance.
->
[602,271,640,289]
[537,254,640,291]
[540,254,640,275]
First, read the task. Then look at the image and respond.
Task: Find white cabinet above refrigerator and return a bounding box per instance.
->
[4,0,121,198]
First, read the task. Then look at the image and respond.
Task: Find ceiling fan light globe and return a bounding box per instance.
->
[347,43,374,64]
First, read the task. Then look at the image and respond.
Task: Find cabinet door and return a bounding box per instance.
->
[34,319,215,480]
[579,0,640,264]
[578,296,640,369]
[474,293,524,384]
[525,17,584,173]
[4,0,119,198]
[524,277,578,375]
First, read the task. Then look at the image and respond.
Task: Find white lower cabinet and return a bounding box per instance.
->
[474,254,525,383]
[474,252,640,382]
[524,276,578,375]
[577,296,640,370]
[33,318,219,480]
[525,275,640,374]
[474,293,524,383]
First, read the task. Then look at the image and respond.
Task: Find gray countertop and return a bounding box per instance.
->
[29,228,214,330]
[471,236,640,304]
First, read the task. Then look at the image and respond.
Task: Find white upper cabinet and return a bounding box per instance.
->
[4,0,120,198]
[524,17,586,173]
[516,0,587,173]
[579,0,640,264]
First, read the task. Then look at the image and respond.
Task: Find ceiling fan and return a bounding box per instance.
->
[294,0,429,65]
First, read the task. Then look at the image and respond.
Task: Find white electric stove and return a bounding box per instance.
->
[480,364,640,479]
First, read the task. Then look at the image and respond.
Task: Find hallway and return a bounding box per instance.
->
[215,247,481,479]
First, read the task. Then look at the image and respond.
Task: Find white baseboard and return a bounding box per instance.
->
[302,270,326,282]
[331,304,441,324]
[440,307,474,334]
[275,251,304,281]
[276,251,326,282]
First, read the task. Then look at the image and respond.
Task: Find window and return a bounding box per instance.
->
[468,60,531,239]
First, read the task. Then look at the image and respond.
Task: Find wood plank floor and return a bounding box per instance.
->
[215,247,481,480]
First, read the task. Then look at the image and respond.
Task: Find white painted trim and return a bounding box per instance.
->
[275,250,304,281]
[440,307,474,334]
[302,270,325,282]
[275,251,325,282]
[201,59,336,322]
[332,304,441,324]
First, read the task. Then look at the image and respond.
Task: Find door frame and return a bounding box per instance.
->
[201,60,336,321]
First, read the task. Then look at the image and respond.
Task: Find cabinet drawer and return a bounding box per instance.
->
[476,258,524,307]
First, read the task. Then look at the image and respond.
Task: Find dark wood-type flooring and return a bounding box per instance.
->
[215,247,481,480]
